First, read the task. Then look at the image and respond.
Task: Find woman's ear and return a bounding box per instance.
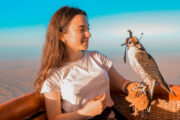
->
[59,32,66,43]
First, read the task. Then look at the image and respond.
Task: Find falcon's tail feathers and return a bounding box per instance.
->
[160,84,176,97]
[170,87,177,97]
[159,73,176,97]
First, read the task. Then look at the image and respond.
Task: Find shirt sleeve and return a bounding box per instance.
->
[40,69,60,93]
[97,51,113,71]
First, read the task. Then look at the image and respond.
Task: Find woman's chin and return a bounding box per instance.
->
[82,47,88,50]
[81,44,88,50]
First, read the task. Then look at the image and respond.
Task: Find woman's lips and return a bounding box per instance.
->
[81,39,88,44]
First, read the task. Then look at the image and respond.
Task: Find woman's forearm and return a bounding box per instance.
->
[108,66,131,93]
[55,110,88,120]
[112,76,130,93]
[120,79,131,93]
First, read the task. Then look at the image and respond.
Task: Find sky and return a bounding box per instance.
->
[0,0,180,59]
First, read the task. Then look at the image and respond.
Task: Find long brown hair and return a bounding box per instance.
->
[34,6,87,93]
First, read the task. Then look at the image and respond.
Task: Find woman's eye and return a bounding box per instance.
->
[80,28,90,32]
[80,29,85,32]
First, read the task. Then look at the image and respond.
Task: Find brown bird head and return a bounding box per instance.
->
[121,30,141,47]
[121,30,143,63]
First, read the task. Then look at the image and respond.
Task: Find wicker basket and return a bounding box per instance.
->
[111,85,180,120]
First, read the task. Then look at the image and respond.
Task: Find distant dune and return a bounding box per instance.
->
[0,59,40,103]
[0,55,180,103]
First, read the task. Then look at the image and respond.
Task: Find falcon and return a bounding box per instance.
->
[121,30,176,112]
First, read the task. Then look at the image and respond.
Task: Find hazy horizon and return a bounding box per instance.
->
[0,52,180,103]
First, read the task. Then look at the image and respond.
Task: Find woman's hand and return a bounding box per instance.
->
[78,93,106,117]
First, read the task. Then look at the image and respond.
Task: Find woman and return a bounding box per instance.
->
[34,6,130,120]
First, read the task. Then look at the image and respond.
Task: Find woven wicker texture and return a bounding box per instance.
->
[112,93,180,120]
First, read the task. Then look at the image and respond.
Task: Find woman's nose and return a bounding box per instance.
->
[85,30,91,38]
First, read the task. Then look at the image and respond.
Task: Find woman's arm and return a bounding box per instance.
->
[108,65,131,93]
[43,92,107,120]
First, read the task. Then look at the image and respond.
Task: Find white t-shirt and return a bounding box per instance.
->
[40,50,114,114]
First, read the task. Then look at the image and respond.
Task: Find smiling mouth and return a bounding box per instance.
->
[81,40,88,44]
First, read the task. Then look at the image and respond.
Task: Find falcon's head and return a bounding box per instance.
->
[121,30,144,63]
[121,30,142,48]
[125,36,139,47]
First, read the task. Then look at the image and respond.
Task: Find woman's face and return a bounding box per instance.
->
[64,14,91,51]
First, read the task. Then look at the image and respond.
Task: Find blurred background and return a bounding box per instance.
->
[0,0,180,103]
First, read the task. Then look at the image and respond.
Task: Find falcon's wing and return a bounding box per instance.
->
[135,52,161,80]
[135,52,171,93]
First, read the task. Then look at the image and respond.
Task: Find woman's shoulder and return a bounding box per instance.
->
[46,67,62,78]
[85,50,112,71]
[47,67,59,74]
